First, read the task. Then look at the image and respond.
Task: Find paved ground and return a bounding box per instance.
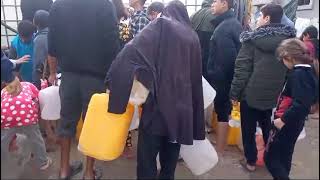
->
[1,116,319,179]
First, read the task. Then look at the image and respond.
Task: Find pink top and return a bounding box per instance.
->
[304,40,316,58]
[1,82,39,129]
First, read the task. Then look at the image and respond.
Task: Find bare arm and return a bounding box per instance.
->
[47,55,58,84]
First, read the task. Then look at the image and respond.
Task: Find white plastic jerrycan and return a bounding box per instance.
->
[202,76,216,109]
[180,138,218,176]
[39,85,60,120]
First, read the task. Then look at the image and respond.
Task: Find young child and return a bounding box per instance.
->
[32,10,59,152]
[33,10,50,90]
[1,56,52,170]
[264,38,318,180]
[301,25,319,60]
[9,20,35,83]
[301,26,319,116]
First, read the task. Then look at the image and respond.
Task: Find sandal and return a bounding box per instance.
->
[126,132,133,148]
[240,159,256,172]
[40,157,53,170]
[83,167,103,180]
[59,161,83,180]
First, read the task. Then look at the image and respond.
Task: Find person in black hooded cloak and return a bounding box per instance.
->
[105,0,205,179]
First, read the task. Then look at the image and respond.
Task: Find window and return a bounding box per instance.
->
[298,0,314,10]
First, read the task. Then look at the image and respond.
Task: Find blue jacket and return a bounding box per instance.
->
[1,51,15,83]
[10,35,34,82]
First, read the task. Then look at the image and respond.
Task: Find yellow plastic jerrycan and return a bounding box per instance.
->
[76,116,83,140]
[78,93,134,161]
[227,103,241,145]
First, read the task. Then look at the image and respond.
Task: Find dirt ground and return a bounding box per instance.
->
[1,116,318,179]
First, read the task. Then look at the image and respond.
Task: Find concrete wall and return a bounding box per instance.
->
[253,0,319,19]
[296,0,319,19]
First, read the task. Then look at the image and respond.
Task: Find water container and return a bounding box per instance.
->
[180,138,218,176]
[227,119,241,145]
[78,93,134,161]
[76,116,83,140]
[202,76,216,109]
[256,134,265,167]
[227,103,241,145]
[38,85,60,120]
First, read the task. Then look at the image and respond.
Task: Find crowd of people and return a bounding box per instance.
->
[1,0,319,179]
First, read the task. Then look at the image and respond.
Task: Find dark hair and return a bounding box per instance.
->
[147,2,165,15]
[140,0,147,5]
[302,25,319,39]
[112,0,129,21]
[277,38,313,65]
[17,20,36,38]
[260,3,283,24]
[33,10,49,29]
[222,0,234,9]
[162,0,191,26]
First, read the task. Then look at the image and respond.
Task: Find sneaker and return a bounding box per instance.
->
[40,157,52,170]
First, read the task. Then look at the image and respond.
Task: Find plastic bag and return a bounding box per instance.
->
[297,127,306,141]
[256,134,265,166]
[129,79,149,106]
[180,138,218,176]
[129,105,140,131]
[202,76,216,109]
[39,85,60,120]
[127,78,149,130]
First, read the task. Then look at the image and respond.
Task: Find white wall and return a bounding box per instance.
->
[296,0,319,19]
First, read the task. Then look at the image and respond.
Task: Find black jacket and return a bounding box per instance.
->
[21,0,53,22]
[1,51,15,83]
[106,1,205,145]
[207,10,242,88]
[281,65,318,125]
[190,0,215,79]
[48,0,120,78]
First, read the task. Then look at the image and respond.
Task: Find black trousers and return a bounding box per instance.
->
[264,122,304,180]
[240,101,272,165]
[137,129,181,180]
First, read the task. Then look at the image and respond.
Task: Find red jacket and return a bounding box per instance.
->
[275,95,292,118]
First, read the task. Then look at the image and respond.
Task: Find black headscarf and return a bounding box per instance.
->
[106,0,205,145]
[161,0,191,26]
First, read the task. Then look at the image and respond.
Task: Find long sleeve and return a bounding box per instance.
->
[8,46,17,60]
[98,0,120,66]
[48,2,59,58]
[106,20,160,114]
[1,52,15,83]
[281,70,316,125]
[218,32,241,82]
[230,42,254,101]
[207,22,242,86]
[130,16,150,36]
[33,36,48,70]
